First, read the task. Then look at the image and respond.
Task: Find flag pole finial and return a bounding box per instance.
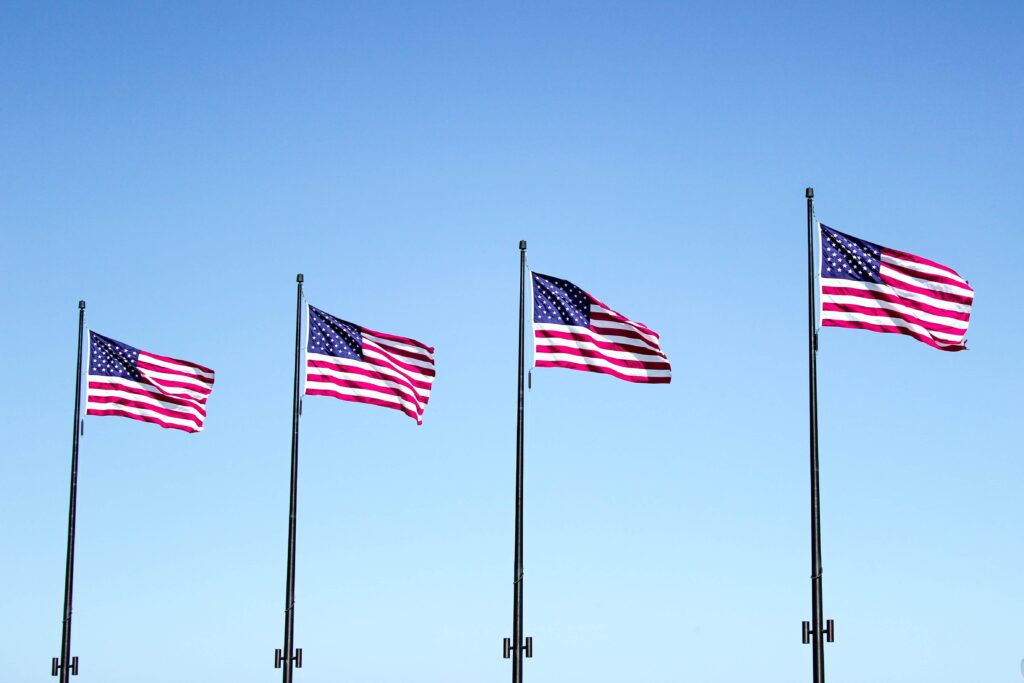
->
[519,240,527,250]
[78,300,86,310]
[296,273,304,283]
[806,187,814,199]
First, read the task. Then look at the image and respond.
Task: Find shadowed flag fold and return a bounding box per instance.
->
[531,272,671,383]
[86,331,215,433]
[304,305,435,424]
[819,224,974,351]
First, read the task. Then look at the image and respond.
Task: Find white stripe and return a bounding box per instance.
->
[306,352,432,399]
[362,332,434,362]
[533,323,665,356]
[305,362,428,406]
[821,278,972,314]
[363,339,435,375]
[86,397,204,430]
[589,305,661,345]
[881,253,968,285]
[821,310,966,344]
[587,327,665,354]
[821,293,969,330]
[880,264,974,298]
[137,368,213,400]
[86,375,205,413]
[536,323,663,356]
[305,378,423,417]
[534,351,672,378]
[138,352,215,380]
[534,336,668,364]
[86,384,206,422]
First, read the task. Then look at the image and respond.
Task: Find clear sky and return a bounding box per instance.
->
[2,3,1022,682]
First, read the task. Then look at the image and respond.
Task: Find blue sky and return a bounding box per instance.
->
[2,2,1022,682]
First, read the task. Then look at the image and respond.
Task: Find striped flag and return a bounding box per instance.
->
[819,224,974,351]
[531,272,671,384]
[304,305,435,424]
[86,332,215,433]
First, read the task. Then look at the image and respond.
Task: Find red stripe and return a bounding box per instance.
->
[589,310,659,338]
[535,344,671,371]
[821,302,967,337]
[140,351,214,375]
[87,379,206,414]
[588,322,662,348]
[307,358,432,395]
[881,258,973,291]
[534,328,667,360]
[534,358,671,383]
[136,358,215,385]
[879,272,974,306]
[822,318,965,351]
[821,285,972,322]
[363,342,436,378]
[883,246,963,278]
[365,337,435,366]
[306,374,424,410]
[362,327,434,353]
[86,406,202,432]
[138,370,214,398]
[87,395,204,426]
[306,387,422,423]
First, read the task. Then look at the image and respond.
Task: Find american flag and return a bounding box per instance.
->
[531,272,671,384]
[86,332,215,433]
[304,305,435,424]
[819,224,974,351]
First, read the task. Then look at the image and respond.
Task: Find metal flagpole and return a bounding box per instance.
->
[802,188,833,682]
[53,300,85,680]
[277,274,304,680]
[503,241,533,681]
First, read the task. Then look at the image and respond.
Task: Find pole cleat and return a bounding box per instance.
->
[275,648,303,669]
[51,656,78,676]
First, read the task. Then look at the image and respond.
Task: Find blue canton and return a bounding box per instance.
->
[821,224,883,284]
[532,272,591,327]
[89,332,142,380]
[307,305,363,360]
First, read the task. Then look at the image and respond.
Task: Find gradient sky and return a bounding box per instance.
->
[2,3,1022,682]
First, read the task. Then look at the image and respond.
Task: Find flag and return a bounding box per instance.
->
[819,224,974,351]
[86,332,215,433]
[304,305,435,424]
[531,272,671,383]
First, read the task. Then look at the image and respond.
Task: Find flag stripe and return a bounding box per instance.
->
[87,378,207,416]
[307,357,430,405]
[85,407,202,433]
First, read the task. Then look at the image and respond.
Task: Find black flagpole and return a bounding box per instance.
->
[802,188,833,681]
[277,274,304,680]
[53,300,85,680]
[503,241,532,681]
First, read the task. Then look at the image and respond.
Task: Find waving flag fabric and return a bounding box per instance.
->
[819,224,974,351]
[531,272,671,384]
[86,332,215,432]
[304,305,435,424]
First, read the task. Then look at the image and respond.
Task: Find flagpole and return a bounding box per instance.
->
[504,240,532,682]
[802,188,833,682]
[54,300,85,680]
[278,274,304,680]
